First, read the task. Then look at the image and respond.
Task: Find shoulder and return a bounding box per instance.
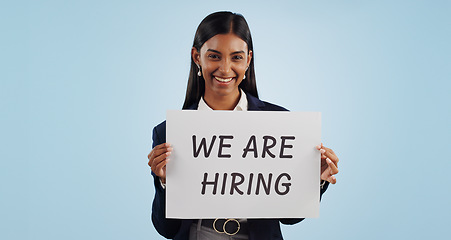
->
[246,92,289,111]
[152,121,167,147]
[259,100,288,111]
[154,120,166,132]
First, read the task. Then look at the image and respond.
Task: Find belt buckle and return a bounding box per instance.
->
[213,218,241,236]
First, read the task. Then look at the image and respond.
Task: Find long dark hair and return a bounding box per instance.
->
[182,11,258,109]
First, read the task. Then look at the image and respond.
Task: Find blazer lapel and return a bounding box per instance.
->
[246,93,266,111]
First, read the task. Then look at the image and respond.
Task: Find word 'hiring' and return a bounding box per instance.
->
[201,172,291,196]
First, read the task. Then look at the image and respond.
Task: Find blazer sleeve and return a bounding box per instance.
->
[151,124,182,238]
[279,181,330,225]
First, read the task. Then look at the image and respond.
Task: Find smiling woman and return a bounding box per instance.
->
[182,11,258,111]
[192,33,252,110]
[147,11,340,240]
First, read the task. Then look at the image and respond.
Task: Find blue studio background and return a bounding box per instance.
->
[2,0,450,239]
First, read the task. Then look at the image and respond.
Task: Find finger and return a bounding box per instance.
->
[154,158,169,177]
[152,146,172,160]
[321,158,328,168]
[151,151,171,170]
[318,146,327,160]
[327,175,337,184]
[321,164,329,180]
[323,146,338,164]
[148,143,172,159]
[321,167,331,180]
[154,143,171,151]
[148,145,172,165]
[326,158,339,175]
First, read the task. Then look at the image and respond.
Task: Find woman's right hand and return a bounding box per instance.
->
[148,143,172,184]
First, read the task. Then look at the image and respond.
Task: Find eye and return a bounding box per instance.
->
[208,54,220,60]
[232,55,244,60]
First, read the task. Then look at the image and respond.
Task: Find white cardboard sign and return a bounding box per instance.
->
[166,111,321,219]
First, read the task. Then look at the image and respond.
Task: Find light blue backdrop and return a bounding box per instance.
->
[2,0,450,239]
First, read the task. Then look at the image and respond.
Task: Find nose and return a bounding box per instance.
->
[219,58,232,74]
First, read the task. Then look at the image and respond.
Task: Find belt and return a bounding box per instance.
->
[200,219,249,236]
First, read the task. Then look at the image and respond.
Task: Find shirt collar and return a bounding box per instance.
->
[198,89,248,111]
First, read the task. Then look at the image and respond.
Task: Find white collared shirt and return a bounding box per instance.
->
[198,89,248,111]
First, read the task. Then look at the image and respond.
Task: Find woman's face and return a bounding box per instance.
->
[192,33,252,100]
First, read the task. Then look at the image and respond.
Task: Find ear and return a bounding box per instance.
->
[191,47,201,65]
[247,50,253,66]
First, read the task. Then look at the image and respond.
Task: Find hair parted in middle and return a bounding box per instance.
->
[182,11,258,109]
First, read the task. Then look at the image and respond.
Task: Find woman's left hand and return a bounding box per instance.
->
[317,143,339,184]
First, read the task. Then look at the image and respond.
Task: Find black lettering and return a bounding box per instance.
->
[221,173,228,195]
[256,173,273,195]
[230,173,245,195]
[247,173,254,195]
[192,135,217,158]
[201,173,219,195]
[262,136,276,158]
[242,135,258,158]
[280,136,295,158]
[218,135,233,158]
[275,173,291,195]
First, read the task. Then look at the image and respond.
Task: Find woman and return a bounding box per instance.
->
[148,11,339,240]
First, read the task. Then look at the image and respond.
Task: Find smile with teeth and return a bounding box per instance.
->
[214,76,234,83]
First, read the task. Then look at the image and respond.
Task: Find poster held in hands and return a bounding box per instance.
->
[166,110,321,219]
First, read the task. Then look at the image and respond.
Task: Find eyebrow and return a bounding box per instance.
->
[207,49,246,55]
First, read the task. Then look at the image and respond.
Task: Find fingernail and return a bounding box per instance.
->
[167,147,173,152]
[326,158,332,163]
[320,149,326,154]
[316,145,321,150]
[165,143,171,147]
[166,152,171,156]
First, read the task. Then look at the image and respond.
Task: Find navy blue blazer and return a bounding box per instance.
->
[150,93,329,240]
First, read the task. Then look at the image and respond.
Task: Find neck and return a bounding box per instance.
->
[203,90,241,110]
